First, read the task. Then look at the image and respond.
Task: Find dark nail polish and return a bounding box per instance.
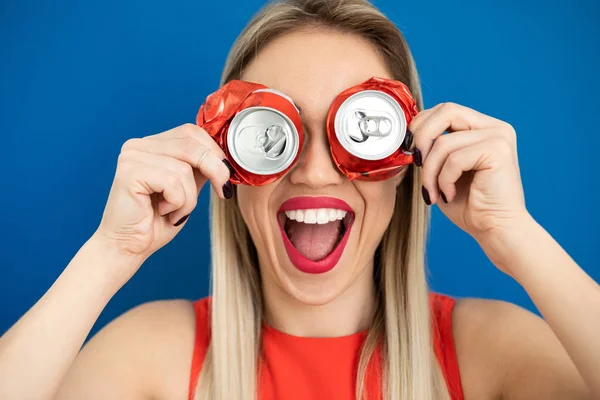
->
[402,129,414,151]
[440,191,448,204]
[421,186,431,205]
[222,159,235,178]
[174,214,189,227]
[222,180,233,199]
[414,147,423,167]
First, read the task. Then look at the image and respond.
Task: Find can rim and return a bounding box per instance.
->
[227,106,300,175]
[334,90,406,161]
[253,88,300,113]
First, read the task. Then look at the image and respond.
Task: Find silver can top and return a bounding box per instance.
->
[334,90,407,161]
[227,106,299,175]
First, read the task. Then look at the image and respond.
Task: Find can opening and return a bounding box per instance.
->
[350,110,393,143]
[258,125,287,158]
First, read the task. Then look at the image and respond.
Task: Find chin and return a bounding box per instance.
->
[271,239,366,307]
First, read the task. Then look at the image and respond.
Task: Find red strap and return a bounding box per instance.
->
[430,293,464,400]
[188,299,211,400]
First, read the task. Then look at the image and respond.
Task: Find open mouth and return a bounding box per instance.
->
[277,197,355,274]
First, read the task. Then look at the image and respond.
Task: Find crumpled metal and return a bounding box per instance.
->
[326,76,417,181]
[196,77,418,185]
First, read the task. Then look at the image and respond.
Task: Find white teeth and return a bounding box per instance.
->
[304,209,317,223]
[316,209,329,224]
[328,209,337,220]
[284,208,348,224]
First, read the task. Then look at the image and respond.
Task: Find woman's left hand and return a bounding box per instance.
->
[409,102,531,270]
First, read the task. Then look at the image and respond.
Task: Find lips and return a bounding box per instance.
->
[277,196,355,274]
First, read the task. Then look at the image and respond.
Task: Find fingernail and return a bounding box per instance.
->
[402,129,414,150]
[222,159,235,178]
[222,180,233,199]
[414,147,423,167]
[421,186,431,205]
[174,214,189,227]
[440,191,448,204]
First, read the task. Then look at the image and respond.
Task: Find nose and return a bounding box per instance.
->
[288,127,345,189]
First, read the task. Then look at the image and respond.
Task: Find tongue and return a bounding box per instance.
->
[286,220,343,261]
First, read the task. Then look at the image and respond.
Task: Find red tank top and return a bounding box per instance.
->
[188,293,464,400]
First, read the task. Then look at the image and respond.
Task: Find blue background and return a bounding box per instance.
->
[1,0,599,337]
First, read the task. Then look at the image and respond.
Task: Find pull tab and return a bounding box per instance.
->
[350,110,394,143]
[238,123,287,159]
[257,125,287,158]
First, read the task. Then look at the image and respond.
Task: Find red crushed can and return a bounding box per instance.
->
[327,77,418,181]
[196,80,304,186]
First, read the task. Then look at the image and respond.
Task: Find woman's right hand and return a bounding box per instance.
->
[93,123,233,280]
[0,123,233,400]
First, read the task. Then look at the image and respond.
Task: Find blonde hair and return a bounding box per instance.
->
[198,1,450,399]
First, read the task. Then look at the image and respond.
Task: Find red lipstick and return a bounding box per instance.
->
[277,197,355,274]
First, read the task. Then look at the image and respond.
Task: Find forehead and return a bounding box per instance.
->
[241,29,392,115]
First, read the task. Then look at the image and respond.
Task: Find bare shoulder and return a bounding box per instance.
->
[57,299,198,400]
[452,297,590,400]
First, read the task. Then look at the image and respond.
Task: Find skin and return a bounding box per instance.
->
[0,28,598,400]
[237,28,405,337]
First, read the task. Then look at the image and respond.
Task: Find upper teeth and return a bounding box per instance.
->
[284,208,347,224]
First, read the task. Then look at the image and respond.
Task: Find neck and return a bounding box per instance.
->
[261,263,376,337]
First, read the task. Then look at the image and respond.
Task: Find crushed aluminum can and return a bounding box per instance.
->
[197,81,303,186]
[326,77,418,181]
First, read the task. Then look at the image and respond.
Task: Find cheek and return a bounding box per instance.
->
[236,185,275,236]
[356,180,398,227]
[358,179,397,205]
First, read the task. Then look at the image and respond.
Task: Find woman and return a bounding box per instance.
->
[0,0,597,399]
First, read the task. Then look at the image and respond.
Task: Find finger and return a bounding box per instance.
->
[132,152,201,223]
[437,138,507,202]
[121,159,187,221]
[421,129,495,203]
[144,123,233,183]
[408,103,444,134]
[146,124,227,157]
[145,123,212,142]
[122,135,230,199]
[411,102,505,163]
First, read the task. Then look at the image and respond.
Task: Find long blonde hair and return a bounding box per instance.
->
[198,1,450,399]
